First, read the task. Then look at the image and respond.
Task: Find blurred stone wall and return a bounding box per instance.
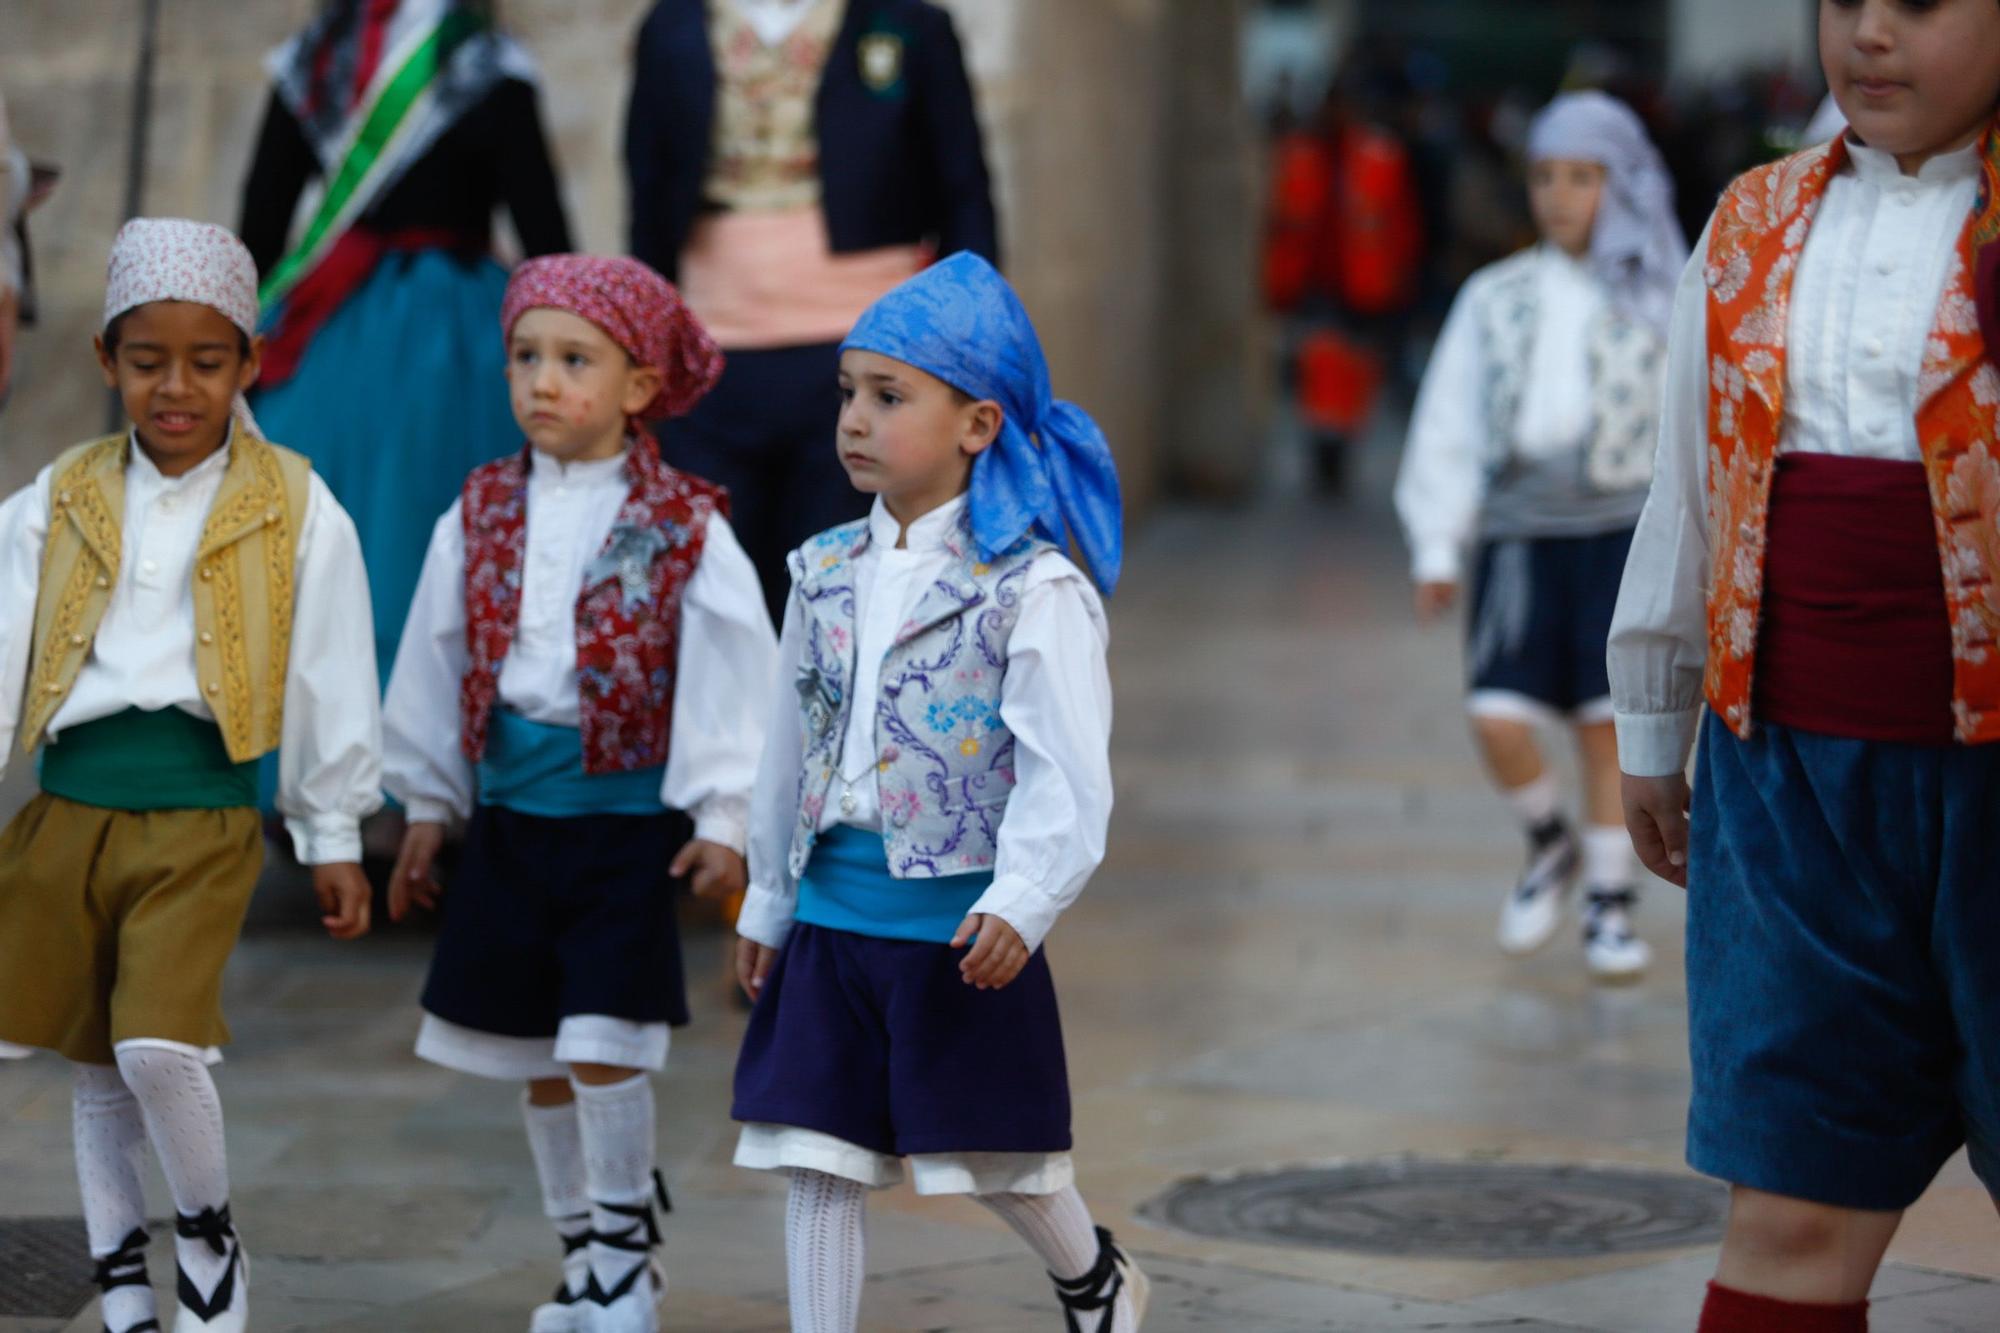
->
[0,0,1260,815]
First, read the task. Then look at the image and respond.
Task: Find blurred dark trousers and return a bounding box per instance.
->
[657,340,868,626]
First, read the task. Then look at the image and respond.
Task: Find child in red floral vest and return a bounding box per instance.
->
[1611,2,2000,1329]
[382,255,776,1333]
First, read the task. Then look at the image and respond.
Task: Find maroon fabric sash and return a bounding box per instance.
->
[1752,453,1955,744]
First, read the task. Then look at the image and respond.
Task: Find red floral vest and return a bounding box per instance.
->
[1704,127,2000,744]
[459,439,726,774]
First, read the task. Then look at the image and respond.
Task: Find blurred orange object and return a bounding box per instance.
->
[1262,130,1335,312]
[1321,123,1425,319]
[1297,327,1384,437]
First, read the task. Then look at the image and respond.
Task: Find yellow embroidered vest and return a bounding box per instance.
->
[1704,130,2000,743]
[22,434,314,763]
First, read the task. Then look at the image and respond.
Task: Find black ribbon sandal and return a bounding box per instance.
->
[94,1226,160,1333]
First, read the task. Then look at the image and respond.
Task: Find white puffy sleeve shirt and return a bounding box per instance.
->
[737,496,1115,956]
[0,438,382,864]
[381,448,777,851]
[1607,139,1981,776]
[1394,247,1604,583]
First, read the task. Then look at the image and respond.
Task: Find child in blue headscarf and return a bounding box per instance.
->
[728,252,1142,1332]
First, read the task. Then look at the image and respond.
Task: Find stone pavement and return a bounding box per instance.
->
[5,451,2000,1330]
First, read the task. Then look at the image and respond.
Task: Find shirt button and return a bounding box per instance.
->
[1877,259,1895,275]
[1870,419,1891,438]
[141,559,158,575]
[1865,339,1885,358]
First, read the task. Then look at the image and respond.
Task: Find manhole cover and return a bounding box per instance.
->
[0,1217,95,1317]
[1142,1158,1728,1260]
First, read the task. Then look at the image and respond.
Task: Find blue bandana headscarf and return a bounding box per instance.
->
[841,252,1124,594]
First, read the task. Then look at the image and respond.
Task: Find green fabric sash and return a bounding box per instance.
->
[259,9,483,308]
[39,708,259,811]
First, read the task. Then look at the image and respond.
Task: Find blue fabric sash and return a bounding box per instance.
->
[477,708,664,818]
[795,824,992,943]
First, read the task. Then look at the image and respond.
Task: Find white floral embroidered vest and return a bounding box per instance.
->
[785,512,1049,880]
[1478,248,1665,493]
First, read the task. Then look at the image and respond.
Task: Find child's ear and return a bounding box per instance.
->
[961,400,1005,457]
[238,335,265,395]
[624,364,664,417]
[95,335,118,388]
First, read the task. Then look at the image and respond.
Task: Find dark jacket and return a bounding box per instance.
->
[240,78,572,278]
[624,0,999,282]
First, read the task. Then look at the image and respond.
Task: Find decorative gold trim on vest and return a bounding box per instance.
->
[23,434,311,762]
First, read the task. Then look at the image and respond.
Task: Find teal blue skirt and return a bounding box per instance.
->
[252,248,518,688]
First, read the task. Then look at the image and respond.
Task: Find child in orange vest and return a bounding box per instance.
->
[1612,2,2000,1327]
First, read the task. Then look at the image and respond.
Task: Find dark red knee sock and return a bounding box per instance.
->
[1698,1282,1868,1332]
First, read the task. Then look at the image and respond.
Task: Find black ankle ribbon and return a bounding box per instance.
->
[174,1205,235,1258]
[93,1226,151,1292]
[1050,1226,1126,1333]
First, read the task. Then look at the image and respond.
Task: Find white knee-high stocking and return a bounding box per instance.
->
[785,1170,868,1333]
[976,1187,1140,1333]
[522,1094,592,1318]
[572,1074,660,1303]
[114,1042,234,1301]
[72,1063,156,1332]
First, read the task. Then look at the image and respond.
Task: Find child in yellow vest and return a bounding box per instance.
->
[1612,3,2000,1327]
[0,219,381,1333]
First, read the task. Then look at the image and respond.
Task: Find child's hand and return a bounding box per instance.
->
[736,937,778,1000]
[314,862,373,940]
[950,913,1030,990]
[671,839,747,900]
[388,820,447,922]
[1414,581,1459,621]
[1622,772,1691,889]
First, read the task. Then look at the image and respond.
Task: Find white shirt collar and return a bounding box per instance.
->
[1845,135,1982,189]
[867,493,969,555]
[731,0,825,47]
[125,425,234,489]
[530,446,630,486]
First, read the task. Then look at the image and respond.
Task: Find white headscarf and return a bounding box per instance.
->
[1527,91,1687,339]
[103,218,264,435]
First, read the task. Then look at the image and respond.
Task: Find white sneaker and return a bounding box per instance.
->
[171,1207,246,1333]
[1054,1227,1149,1332]
[1583,887,1651,983]
[1497,821,1578,955]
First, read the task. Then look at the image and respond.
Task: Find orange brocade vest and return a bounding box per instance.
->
[1704,128,2000,743]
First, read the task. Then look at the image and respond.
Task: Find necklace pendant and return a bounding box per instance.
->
[840,787,858,818]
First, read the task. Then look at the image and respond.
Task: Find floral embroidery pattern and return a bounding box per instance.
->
[460,438,722,774]
[786,508,1046,880]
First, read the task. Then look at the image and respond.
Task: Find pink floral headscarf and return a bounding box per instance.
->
[501,255,724,430]
[102,218,265,434]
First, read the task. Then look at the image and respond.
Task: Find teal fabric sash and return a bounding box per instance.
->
[477,708,665,818]
[39,708,258,811]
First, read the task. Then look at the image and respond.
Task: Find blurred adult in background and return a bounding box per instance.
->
[1260,64,1427,496]
[0,85,26,409]
[626,0,999,622]
[241,0,572,686]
